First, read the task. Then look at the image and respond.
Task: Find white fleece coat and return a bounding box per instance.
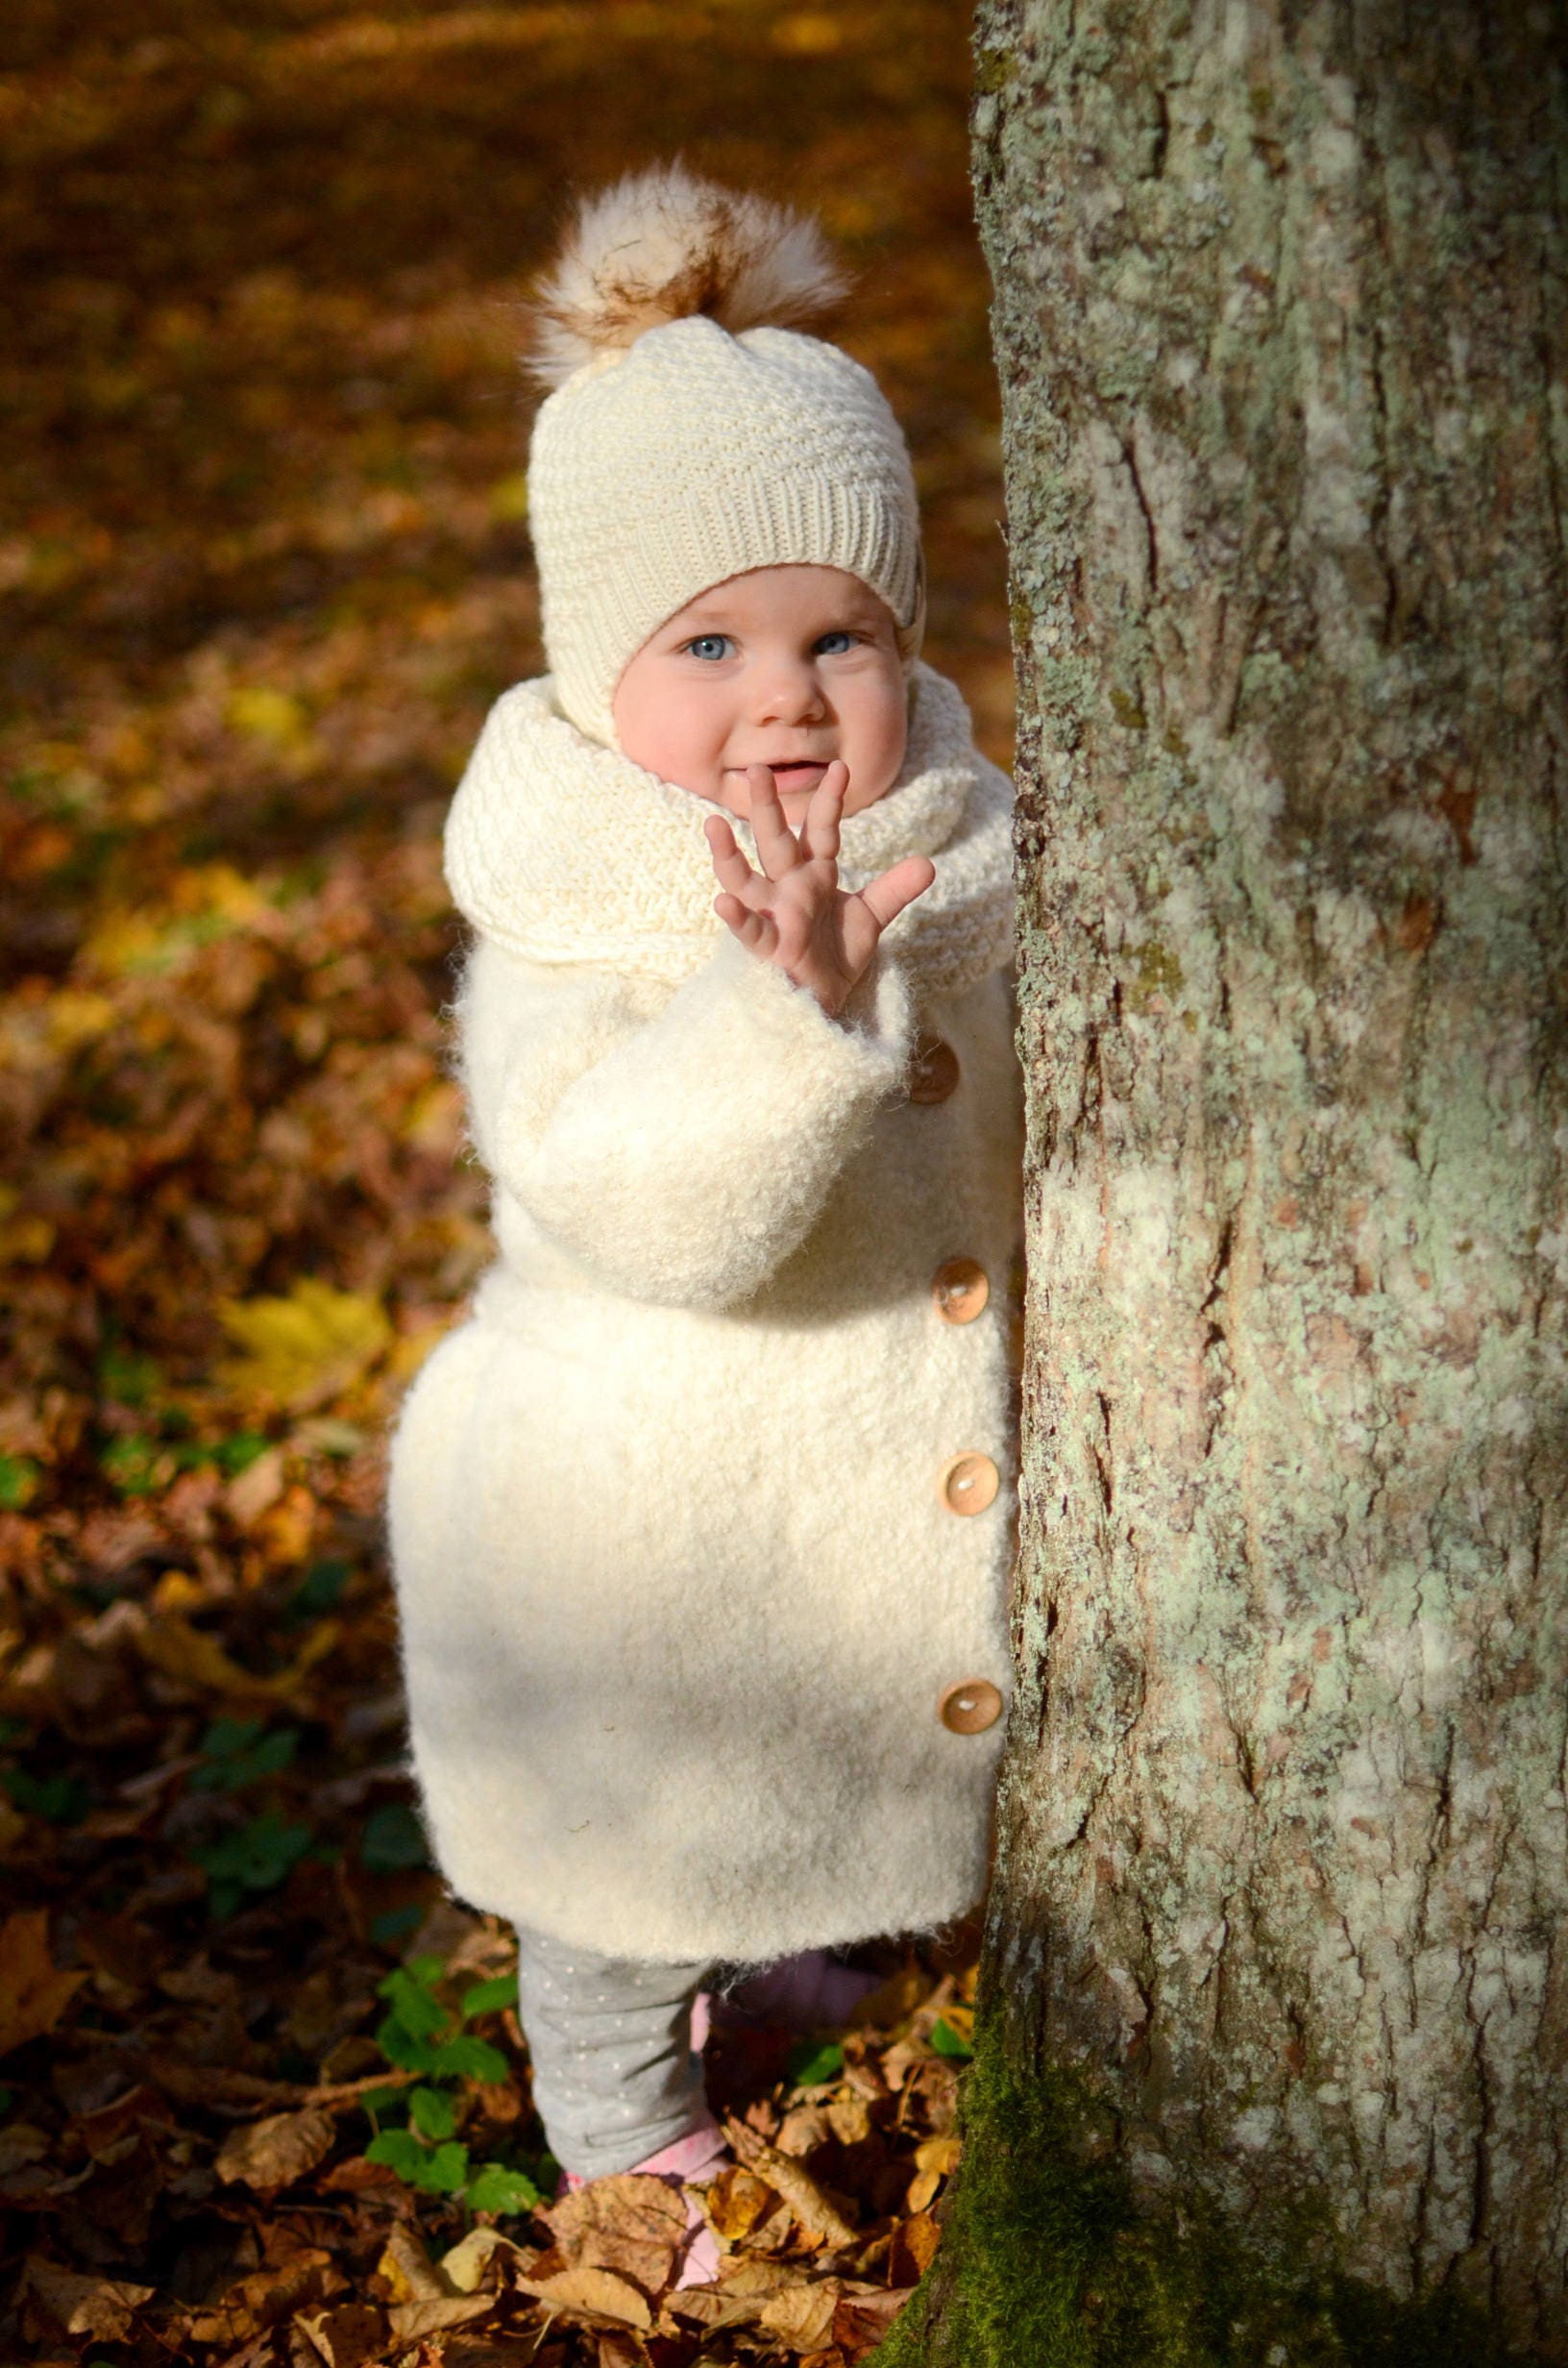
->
[387,662,1023,1963]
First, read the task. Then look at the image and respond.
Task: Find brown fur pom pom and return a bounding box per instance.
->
[527,160,849,388]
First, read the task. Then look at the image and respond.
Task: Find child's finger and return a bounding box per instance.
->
[797,762,846,864]
[714,892,773,951]
[854,853,937,935]
[747,764,803,881]
[704,814,755,895]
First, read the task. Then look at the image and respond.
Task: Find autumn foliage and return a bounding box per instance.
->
[0,5,1012,2362]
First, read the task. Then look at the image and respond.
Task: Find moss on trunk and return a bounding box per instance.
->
[877,2021,1529,2368]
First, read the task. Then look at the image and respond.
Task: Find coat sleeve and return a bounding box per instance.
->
[459,931,915,1308]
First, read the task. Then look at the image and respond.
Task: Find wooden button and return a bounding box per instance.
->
[932,1257,989,1323]
[939,1679,1004,1735]
[940,1451,999,1516]
[908,1031,960,1105]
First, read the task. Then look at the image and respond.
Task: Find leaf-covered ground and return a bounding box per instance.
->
[0,6,1012,2362]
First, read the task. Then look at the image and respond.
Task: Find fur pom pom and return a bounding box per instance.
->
[528,161,849,388]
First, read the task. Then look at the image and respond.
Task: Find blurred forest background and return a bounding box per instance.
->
[0,5,1013,2361]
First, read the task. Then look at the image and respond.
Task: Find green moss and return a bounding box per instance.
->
[873,2025,1531,2368]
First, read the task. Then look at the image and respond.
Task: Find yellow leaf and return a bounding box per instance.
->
[0,1911,87,2058]
[377,2223,446,2306]
[227,684,313,753]
[218,1279,392,1414]
[489,471,529,522]
[914,2134,962,2177]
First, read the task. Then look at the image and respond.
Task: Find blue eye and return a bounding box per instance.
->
[815,630,856,655]
[683,634,731,660]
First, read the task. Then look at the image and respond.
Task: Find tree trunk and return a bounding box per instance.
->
[883,1,1568,2360]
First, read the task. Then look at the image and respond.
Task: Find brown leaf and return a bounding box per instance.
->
[217,2105,337,2189]
[387,2293,498,2342]
[758,2278,841,2352]
[0,1911,87,2057]
[20,2258,154,2341]
[833,2284,914,2357]
[724,2117,857,2246]
[541,2169,685,2294]
[187,2248,344,2343]
[888,2209,940,2285]
[296,2301,388,2368]
[596,2331,650,2368]
[517,2261,653,2329]
[665,2257,799,2331]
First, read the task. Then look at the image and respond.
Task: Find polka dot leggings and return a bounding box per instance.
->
[514,1926,712,2179]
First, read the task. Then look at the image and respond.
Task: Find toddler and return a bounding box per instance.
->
[387,164,1021,2275]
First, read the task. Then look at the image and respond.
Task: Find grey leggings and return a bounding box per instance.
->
[515,1926,711,2179]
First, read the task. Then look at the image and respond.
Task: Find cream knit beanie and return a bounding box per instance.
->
[525,164,926,749]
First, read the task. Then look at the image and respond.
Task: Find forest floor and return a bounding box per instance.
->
[0,6,1014,2364]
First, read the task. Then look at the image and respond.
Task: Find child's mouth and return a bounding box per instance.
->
[766,761,827,789]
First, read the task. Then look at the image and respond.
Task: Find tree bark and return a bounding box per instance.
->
[885,1,1568,2360]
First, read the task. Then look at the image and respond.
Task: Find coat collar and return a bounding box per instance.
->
[444,662,1016,997]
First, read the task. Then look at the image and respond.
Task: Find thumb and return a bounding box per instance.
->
[856,854,936,935]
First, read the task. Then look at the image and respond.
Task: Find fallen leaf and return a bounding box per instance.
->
[833,2284,914,2356]
[20,2258,155,2340]
[907,2130,963,2211]
[595,2331,650,2368]
[216,2105,336,2189]
[186,2250,344,2344]
[225,1445,286,1525]
[218,1279,392,1413]
[0,1911,87,2057]
[518,2261,653,2329]
[387,2293,498,2342]
[440,2226,533,2292]
[724,2117,857,2246]
[378,2222,450,2304]
[666,2257,799,2330]
[889,2209,940,2284]
[702,2163,778,2245]
[297,2301,388,2368]
[759,2278,841,2352]
[540,2168,686,2294]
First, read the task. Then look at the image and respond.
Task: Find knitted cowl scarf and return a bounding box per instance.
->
[444,660,1016,999]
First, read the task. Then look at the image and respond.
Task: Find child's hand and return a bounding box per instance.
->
[704,762,935,1020]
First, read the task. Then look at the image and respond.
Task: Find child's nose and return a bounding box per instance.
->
[753,659,825,724]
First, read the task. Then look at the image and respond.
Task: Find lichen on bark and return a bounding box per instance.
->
[903,0,1568,2357]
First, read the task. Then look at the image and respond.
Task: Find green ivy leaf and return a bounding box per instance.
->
[460,1974,518,2021]
[930,2015,974,2060]
[464,2161,541,2215]
[417,2141,471,2194]
[365,2128,429,2180]
[429,2034,508,2084]
[377,1965,449,2040]
[784,2038,844,2089]
[375,2014,442,2075]
[408,2084,457,2141]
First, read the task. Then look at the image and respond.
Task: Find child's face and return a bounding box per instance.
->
[610,564,909,822]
